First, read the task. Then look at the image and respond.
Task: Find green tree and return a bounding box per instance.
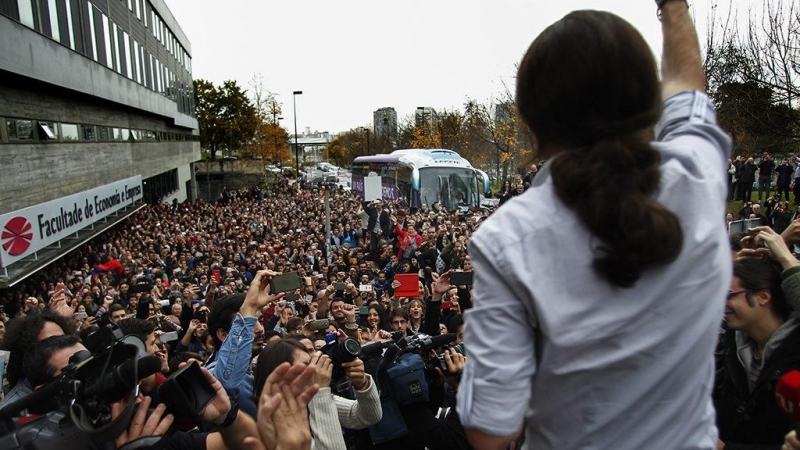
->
[193,79,259,160]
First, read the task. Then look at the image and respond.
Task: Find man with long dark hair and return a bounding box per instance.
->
[458,2,732,449]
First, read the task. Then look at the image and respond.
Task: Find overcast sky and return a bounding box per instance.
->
[165,0,755,135]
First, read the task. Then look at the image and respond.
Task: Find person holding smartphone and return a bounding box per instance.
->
[458,3,732,449]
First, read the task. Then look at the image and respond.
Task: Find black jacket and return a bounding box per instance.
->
[366,206,392,237]
[740,163,757,184]
[714,324,800,449]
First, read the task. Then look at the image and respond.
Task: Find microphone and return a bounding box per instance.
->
[84,355,162,402]
[777,370,800,427]
[360,341,393,358]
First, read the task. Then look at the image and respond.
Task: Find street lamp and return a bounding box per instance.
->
[293,90,303,179]
[359,127,370,156]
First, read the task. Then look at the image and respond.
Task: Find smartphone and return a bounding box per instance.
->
[194,310,207,323]
[359,284,373,292]
[284,293,299,302]
[358,306,369,315]
[450,271,474,286]
[310,318,330,331]
[159,299,171,307]
[441,301,454,310]
[334,282,346,291]
[305,294,314,303]
[74,312,88,321]
[160,331,179,342]
[270,272,303,293]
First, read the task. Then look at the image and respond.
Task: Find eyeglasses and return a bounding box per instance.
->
[727,289,750,300]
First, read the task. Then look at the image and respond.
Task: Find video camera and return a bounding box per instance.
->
[0,324,220,450]
[0,324,158,449]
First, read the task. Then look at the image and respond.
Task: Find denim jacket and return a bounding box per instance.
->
[206,313,257,418]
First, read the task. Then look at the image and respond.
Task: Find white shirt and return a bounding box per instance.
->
[458,91,732,450]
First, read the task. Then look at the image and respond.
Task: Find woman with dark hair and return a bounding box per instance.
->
[459,5,732,450]
[0,312,73,407]
[253,339,381,450]
[364,303,391,333]
[498,180,514,206]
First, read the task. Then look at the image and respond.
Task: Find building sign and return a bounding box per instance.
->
[0,176,143,268]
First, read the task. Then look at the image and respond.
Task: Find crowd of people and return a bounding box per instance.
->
[4,2,800,449]
[0,175,482,449]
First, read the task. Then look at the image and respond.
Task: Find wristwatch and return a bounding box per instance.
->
[216,399,240,429]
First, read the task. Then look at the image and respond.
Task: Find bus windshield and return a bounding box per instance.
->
[419,167,479,211]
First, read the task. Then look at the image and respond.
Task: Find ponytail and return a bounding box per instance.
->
[550,134,683,288]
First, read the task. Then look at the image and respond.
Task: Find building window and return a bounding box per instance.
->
[120,128,130,140]
[97,126,110,141]
[47,0,60,41]
[17,0,34,29]
[102,14,113,69]
[123,31,131,79]
[7,119,34,140]
[61,123,79,140]
[112,23,121,73]
[38,121,58,140]
[80,124,96,141]
[64,0,75,50]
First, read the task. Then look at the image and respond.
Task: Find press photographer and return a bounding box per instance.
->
[0,322,298,450]
[355,271,473,450]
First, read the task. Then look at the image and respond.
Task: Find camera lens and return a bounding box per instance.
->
[342,338,361,356]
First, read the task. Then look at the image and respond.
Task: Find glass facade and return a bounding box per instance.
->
[1,0,196,117]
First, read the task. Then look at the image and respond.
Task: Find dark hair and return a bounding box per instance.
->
[285,317,304,335]
[515,10,682,288]
[207,294,245,349]
[390,308,409,322]
[252,339,307,401]
[23,334,81,387]
[109,303,125,314]
[117,317,156,342]
[733,257,790,321]
[366,303,391,331]
[1,313,72,385]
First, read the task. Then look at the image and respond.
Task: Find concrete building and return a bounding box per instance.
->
[0,0,200,287]
[373,107,397,147]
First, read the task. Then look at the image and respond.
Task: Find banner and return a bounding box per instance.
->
[0,176,143,267]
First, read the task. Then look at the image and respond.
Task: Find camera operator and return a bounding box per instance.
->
[21,335,262,450]
[253,339,382,450]
[0,312,72,409]
[206,270,284,419]
[359,271,472,450]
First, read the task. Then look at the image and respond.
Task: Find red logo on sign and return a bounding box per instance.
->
[2,217,33,256]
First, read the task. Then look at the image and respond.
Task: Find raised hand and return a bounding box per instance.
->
[431,270,455,301]
[244,362,318,450]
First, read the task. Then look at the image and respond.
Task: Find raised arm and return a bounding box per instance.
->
[659,0,705,99]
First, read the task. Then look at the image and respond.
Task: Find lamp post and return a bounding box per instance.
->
[293,90,303,179]
[359,127,370,156]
